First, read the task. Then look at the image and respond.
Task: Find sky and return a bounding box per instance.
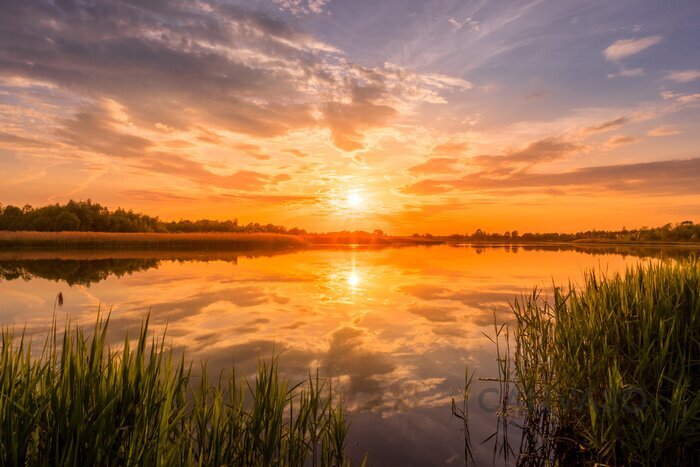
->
[1,0,699,234]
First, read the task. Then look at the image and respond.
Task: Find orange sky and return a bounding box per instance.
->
[1,0,699,234]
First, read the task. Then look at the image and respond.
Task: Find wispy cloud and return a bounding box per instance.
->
[647,125,681,137]
[447,17,480,32]
[581,117,628,135]
[408,158,459,175]
[471,138,582,175]
[604,36,662,61]
[273,0,330,16]
[607,67,645,79]
[402,158,700,197]
[660,91,700,103]
[604,135,636,148]
[665,69,700,83]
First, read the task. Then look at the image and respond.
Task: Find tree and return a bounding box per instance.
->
[53,212,81,231]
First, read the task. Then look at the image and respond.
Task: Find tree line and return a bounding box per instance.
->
[1,200,697,242]
[412,221,700,242]
[0,200,305,234]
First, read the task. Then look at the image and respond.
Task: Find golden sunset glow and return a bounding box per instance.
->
[346,192,364,211]
[0,245,642,413]
[1,1,699,233]
[1,2,699,463]
[347,269,361,289]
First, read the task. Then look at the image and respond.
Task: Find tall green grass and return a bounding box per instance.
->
[0,314,357,466]
[510,259,700,465]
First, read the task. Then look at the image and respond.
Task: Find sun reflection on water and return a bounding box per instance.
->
[347,269,361,289]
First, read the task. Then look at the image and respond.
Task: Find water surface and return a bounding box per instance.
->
[0,244,693,466]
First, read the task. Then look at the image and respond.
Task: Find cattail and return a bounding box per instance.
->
[57,291,63,308]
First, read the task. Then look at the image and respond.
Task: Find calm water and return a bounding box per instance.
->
[0,244,694,466]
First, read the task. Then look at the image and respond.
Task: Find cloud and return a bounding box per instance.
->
[471,137,582,174]
[660,91,700,103]
[57,101,290,191]
[604,135,636,148]
[408,157,459,175]
[122,189,317,207]
[401,179,452,195]
[607,67,645,79]
[57,103,152,158]
[431,142,469,156]
[603,36,662,61]
[581,117,628,135]
[273,0,330,16]
[448,17,480,32]
[406,305,458,323]
[0,131,48,148]
[647,125,681,137]
[665,70,700,83]
[402,137,582,195]
[407,142,468,175]
[235,143,271,161]
[0,0,467,153]
[323,77,398,151]
[284,149,308,157]
[402,157,700,196]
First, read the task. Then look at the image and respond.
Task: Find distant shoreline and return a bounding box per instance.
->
[0,231,441,250]
[1,231,700,251]
[456,239,700,248]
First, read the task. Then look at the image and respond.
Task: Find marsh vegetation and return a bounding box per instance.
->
[472,259,700,466]
[0,314,355,466]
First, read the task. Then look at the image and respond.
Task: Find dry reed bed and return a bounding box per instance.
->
[0,231,308,250]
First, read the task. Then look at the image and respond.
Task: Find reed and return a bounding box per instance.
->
[451,365,475,465]
[510,259,700,465]
[0,314,358,466]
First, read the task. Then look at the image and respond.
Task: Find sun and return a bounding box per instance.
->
[347,192,364,210]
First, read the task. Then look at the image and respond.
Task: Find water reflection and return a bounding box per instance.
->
[0,244,696,466]
[0,244,695,288]
[0,258,160,286]
[347,269,361,289]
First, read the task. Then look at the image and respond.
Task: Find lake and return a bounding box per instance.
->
[0,244,694,466]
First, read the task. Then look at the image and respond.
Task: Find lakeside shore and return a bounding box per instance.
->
[2,230,700,250]
[0,231,308,250]
[0,231,443,250]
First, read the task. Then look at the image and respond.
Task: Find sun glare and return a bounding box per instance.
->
[347,270,361,289]
[347,192,364,210]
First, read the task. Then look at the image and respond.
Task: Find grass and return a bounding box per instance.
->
[0,313,359,466]
[0,231,308,250]
[506,259,700,465]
